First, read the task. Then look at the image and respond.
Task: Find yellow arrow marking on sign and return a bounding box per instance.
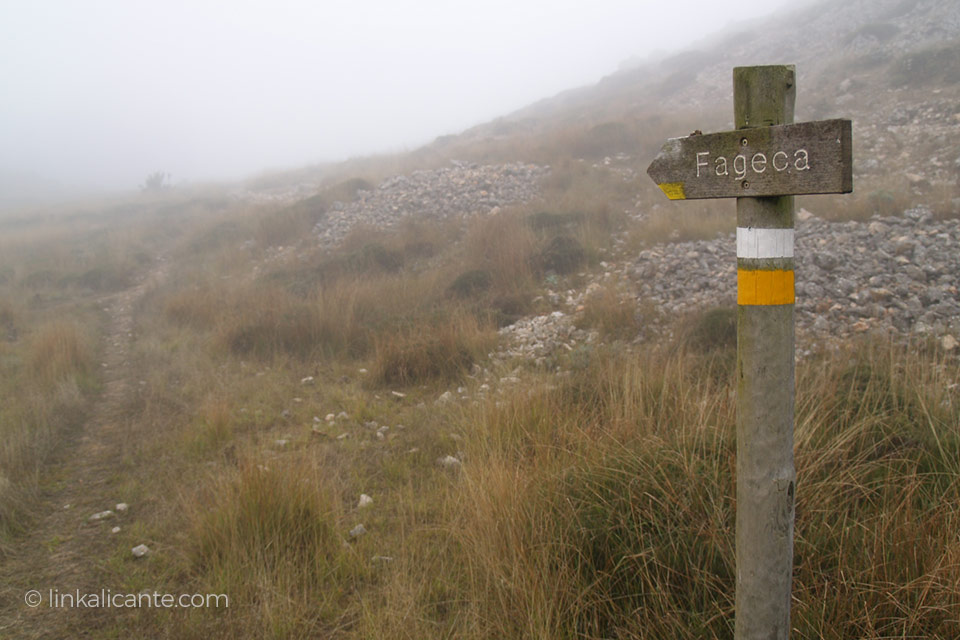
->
[658,182,686,200]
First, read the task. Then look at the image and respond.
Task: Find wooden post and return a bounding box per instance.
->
[733,65,796,640]
[646,63,852,638]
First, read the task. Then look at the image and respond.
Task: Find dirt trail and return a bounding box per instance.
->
[0,258,167,639]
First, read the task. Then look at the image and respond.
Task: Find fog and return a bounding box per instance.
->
[1,0,805,197]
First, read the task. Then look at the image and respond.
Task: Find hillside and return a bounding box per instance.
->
[0,1,958,638]
[424,0,959,215]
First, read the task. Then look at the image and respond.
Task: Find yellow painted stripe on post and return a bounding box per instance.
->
[658,182,686,200]
[737,269,795,305]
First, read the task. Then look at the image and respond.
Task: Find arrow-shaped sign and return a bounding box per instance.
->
[646,118,852,200]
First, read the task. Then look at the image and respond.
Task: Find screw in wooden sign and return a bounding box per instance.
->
[647,65,852,639]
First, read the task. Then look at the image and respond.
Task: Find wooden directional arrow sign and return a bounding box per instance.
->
[647,118,852,199]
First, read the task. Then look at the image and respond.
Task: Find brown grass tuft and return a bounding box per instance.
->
[27,321,92,384]
[186,455,356,635]
[575,282,643,341]
[373,310,496,386]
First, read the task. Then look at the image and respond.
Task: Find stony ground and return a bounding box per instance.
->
[314,161,549,247]
[498,204,960,363]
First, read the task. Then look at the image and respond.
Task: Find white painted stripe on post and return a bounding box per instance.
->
[736,227,794,259]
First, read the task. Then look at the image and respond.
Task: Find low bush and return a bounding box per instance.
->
[373,311,495,386]
[538,234,585,274]
[446,269,492,299]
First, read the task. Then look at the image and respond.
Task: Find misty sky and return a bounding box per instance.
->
[1,0,805,192]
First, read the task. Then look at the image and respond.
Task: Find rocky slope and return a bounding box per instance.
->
[294,157,959,361]
[313,161,548,247]
[495,202,959,362]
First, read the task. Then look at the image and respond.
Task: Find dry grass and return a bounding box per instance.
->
[575,281,644,341]
[27,320,93,385]
[184,455,356,637]
[444,337,959,639]
[464,210,538,292]
[630,197,736,248]
[372,310,496,386]
[2,103,956,638]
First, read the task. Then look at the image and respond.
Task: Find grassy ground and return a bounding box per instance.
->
[0,159,957,639]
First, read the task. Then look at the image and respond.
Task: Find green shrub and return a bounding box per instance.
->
[447,270,492,299]
[538,234,585,274]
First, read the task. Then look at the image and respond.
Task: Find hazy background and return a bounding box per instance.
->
[1,0,806,196]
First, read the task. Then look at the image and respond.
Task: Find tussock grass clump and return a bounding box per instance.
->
[182,394,236,459]
[680,306,738,354]
[373,311,496,386]
[452,338,960,638]
[575,283,643,341]
[446,269,492,299]
[217,285,366,360]
[188,457,355,634]
[456,347,733,638]
[465,211,538,291]
[163,285,225,329]
[0,380,86,551]
[27,321,92,385]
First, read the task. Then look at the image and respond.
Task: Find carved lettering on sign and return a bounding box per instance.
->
[696,149,810,180]
[646,119,850,199]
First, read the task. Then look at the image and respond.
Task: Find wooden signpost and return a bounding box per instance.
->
[647,119,852,200]
[646,65,852,639]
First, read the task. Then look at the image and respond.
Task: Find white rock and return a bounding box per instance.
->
[942,335,958,351]
[89,510,114,521]
[325,413,335,422]
[275,439,289,447]
[111,526,121,534]
[349,524,367,539]
[357,494,373,509]
[115,503,129,513]
[300,376,315,384]
[131,544,150,558]
[437,455,462,470]
[436,391,453,404]
[337,411,349,420]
